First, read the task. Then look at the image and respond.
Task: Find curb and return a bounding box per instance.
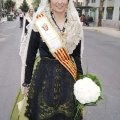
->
[95,29,120,39]
[83,26,120,39]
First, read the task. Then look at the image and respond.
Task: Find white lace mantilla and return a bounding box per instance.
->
[32,11,83,55]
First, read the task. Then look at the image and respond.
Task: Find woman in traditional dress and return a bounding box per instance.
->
[21,0,84,120]
[24,8,34,34]
[19,7,34,62]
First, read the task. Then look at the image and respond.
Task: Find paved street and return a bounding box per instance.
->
[0,19,120,120]
[83,29,120,120]
[0,18,22,120]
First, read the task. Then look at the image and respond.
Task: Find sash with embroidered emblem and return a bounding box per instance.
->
[35,14,77,80]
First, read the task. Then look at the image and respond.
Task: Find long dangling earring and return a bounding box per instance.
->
[50,7,52,12]
[65,7,68,17]
[48,2,52,12]
[50,4,53,13]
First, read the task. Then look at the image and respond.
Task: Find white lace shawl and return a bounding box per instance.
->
[45,11,83,55]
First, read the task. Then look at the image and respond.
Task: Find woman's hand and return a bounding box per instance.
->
[24,87,28,95]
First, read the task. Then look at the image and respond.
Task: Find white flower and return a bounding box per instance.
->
[74,77,101,104]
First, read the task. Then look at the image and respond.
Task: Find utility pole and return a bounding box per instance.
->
[98,0,104,26]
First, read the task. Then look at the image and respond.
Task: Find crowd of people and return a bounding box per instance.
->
[80,14,94,26]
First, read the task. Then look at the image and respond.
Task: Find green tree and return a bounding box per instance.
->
[32,0,41,11]
[4,0,15,12]
[19,0,29,12]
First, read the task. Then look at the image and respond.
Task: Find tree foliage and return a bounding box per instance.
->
[32,0,41,11]
[4,0,15,11]
[19,0,29,12]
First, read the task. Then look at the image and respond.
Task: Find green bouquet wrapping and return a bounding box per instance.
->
[74,74,103,120]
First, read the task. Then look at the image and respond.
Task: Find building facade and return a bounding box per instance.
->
[82,0,120,28]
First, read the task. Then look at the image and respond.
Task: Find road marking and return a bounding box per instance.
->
[96,30,100,32]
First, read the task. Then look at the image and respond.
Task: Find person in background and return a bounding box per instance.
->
[89,16,93,23]
[19,12,24,28]
[19,7,34,60]
[86,15,94,26]
[24,7,34,34]
[80,14,86,25]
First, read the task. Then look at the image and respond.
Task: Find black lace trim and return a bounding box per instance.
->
[24,58,77,120]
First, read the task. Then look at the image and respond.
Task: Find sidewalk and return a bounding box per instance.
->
[0,17,7,24]
[83,26,120,39]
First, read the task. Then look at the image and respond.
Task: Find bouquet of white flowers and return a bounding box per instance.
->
[74,74,103,120]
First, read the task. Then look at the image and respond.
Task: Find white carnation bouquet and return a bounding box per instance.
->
[74,74,103,120]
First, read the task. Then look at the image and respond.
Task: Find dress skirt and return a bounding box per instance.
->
[25,57,75,120]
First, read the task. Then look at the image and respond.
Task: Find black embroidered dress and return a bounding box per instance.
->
[24,28,83,120]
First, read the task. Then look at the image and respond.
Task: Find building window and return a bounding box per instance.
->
[91,0,96,3]
[106,7,114,20]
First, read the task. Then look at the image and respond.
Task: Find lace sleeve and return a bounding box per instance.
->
[71,41,83,75]
[24,30,40,84]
